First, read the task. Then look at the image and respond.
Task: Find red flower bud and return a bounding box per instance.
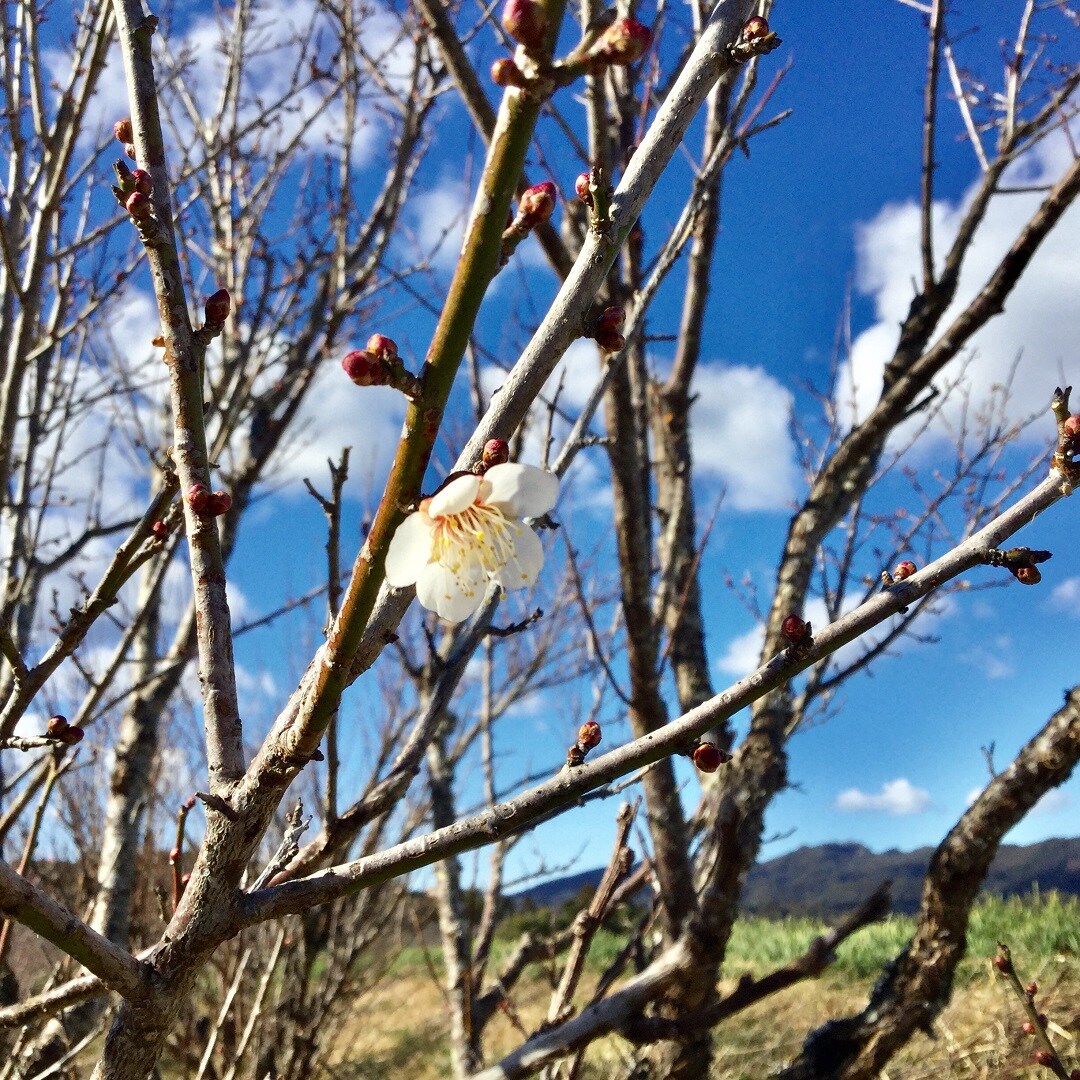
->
[207,491,232,517]
[1037,1012,1048,1026]
[593,329,625,353]
[1033,1050,1054,1067]
[517,181,557,228]
[1023,1021,1036,1036]
[993,953,1012,973]
[1064,414,1080,439]
[125,191,152,219]
[692,741,724,773]
[46,715,69,737]
[893,560,917,581]
[184,795,197,810]
[501,0,548,50]
[187,484,211,515]
[1026,981,1038,997]
[204,288,231,325]
[366,334,398,360]
[342,349,389,387]
[1016,565,1041,586]
[131,169,153,196]
[58,725,85,745]
[596,306,623,334]
[151,520,169,539]
[575,172,593,205]
[589,18,652,67]
[491,58,528,87]
[781,614,809,644]
[578,721,602,751]
[169,847,181,863]
[114,118,133,144]
[742,15,771,41]
[482,439,511,468]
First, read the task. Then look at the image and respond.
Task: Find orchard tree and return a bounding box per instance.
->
[0,0,1078,1078]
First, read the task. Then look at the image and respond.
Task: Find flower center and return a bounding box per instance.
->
[431,502,520,577]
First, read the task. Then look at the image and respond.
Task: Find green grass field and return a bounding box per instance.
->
[334,891,1080,1078]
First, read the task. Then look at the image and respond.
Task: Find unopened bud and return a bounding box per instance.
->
[184,795,197,810]
[993,953,1012,974]
[131,169,153,196]
[125,191,152,219]
[366,334,398,360]
[517,182,557,228]
[204,288,231,326]
[595,306,623,335]
[342,349,389,387]
[483,439,511,468]
[187,484,211,515]
[207,491,232,517]
[151,520,169,539]
[588,18,652,67]
[1026,981,1038,997]
[781,614,809,644]
[692,741,724,773]
[58,725,85,745]
[1033,1050,1053,1068]
[46,715,69,737]
[1063,414,1080,439]
[1016,565,1041,585]
[575,172,593,205]
[501,0,548,50]
[594,329,625,353]
[742,15,770,41]
[1023,1021,1036,1036]
[491,58,528,87]
[114,118,133,144]
[169,847,181,863]
[577,721,602,751]
[893,560,917,581]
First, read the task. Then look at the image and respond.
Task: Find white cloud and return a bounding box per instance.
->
[839,135,1080,443]
[1049,576,1080,612]
[959,635,1015,680]
[1031,788,1072,815]
[405,178,472,271]
[835,777,933,815]
[690,363,799,511]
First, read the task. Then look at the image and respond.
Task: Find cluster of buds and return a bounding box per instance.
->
[46,714,85,746]
[566,720,602,767]
[505,182,557,241]
[112,160,161,242]
[691,740,730,773]
[986,546,1052,587]
[502,0,548,52]
[584,17,652,69]
[114,117,136,160]
[728,15,782,64]
[341,334,421,398]
[995,944,1077,1075]
[187,484,233,518]
[586,305,625,353]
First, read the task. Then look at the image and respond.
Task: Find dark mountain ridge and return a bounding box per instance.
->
[514,836,1080,917]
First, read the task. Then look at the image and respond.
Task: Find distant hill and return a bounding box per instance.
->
[513,836,1080,917]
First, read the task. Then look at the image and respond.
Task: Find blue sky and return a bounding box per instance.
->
[227,0,1080,876]
[38,0,1078,878]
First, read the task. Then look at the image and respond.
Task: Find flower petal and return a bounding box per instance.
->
[416,560,486,623]
[483,463,559,518]
[428,473,482,518]
[384,512,432,587]
[493,525,544,592]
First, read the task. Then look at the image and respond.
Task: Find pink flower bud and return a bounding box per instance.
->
[692,742,724,773]
[125,191,152,219]
[1033,1050,1053,1068]
[893,560,917,581]
[366,334,398,360]
[491,58,528,87]
[183,795,197,810]
[575,172,593,206]
[781,614,808,644]
[151,520,169,539]
[131,169,153,196]
[578,721,602,751]
[342,349,389,387]
[517,181,557,228]
[1064,414,1080,439]
[208,491,233,517]
[589,18,652,67]
[1023,1021,1036,1036]
[482,439,511,468]
[169,847,181,863]
[46,715,69,737]
[742,15,771,42]
[59,725,85,745]
[501,0,548,50]
[204,288,231,325]
[114,119,133,143]
[1016,565,1041,585]
[187,484,211,515]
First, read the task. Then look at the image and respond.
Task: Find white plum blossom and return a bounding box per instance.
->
[385,462,559,622]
